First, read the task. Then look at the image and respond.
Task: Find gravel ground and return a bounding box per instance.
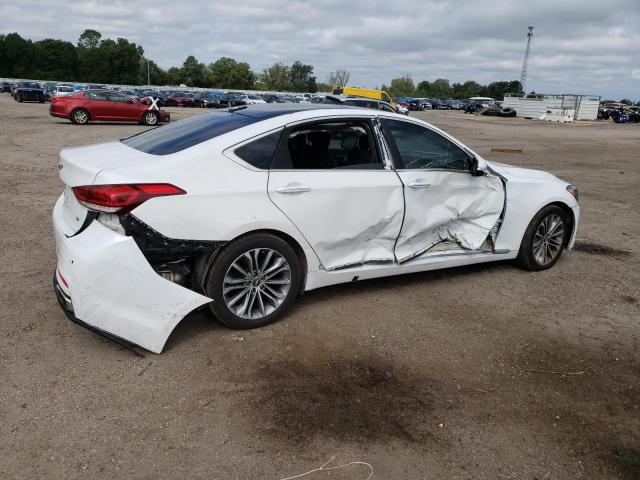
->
[0,94,638,480]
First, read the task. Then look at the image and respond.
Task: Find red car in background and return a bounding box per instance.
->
[49,90,170,125]
[166,92,194,107]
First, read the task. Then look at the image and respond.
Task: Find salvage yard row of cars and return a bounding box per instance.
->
[2,79,458,113]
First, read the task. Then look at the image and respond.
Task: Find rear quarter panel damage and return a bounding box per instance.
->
[54,197,211,353]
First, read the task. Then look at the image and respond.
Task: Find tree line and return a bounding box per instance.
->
[1,30,524,98]
[381,75,523,100]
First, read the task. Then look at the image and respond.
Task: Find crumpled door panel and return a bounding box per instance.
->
[395,171,505,263]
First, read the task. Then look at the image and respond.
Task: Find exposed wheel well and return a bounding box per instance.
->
[549,201,575,247]
[201,229,309,295]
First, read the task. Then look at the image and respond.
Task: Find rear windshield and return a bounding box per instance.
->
[122,111,257,155]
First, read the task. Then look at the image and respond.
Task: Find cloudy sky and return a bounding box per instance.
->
[1,0,638,99]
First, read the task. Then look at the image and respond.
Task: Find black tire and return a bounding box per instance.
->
[205,233,302,329]
[17,93,23,103]
[516,205,569,271]
[70,108,90,125]
[142,110,159,126]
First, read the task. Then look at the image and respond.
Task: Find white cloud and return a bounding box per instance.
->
[0,0,638,99]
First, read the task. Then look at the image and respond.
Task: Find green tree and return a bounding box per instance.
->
[181,55,206,87]
[388,74,415,97]
[1,32,35,77]
[414,80,431,97]
[430,78,450,98]
[98,38,142,84]
[207,57,255,89]
[288,61,317,92]
[208,57,238,88]
[33,39,78,81]
[139,58,169,85]
[260,62,289,91]
[77,29,101,49]
[228,62,255,89]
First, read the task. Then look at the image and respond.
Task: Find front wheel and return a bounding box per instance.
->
[142,110,159,126]
[205,233,302,329]
[516,205,569,271]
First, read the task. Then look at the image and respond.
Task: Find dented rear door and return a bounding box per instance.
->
[268,118,404,270]
[381,118,505,263]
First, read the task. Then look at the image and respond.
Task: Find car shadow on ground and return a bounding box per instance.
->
[166,259,516,352]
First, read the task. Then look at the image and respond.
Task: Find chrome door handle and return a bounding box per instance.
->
[275,184,311,194]
[408,179,431,188]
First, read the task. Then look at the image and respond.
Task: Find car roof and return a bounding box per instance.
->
[229,103,351,120]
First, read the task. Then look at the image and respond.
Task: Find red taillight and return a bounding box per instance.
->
[51,97,64,104]
[72,183,186,214]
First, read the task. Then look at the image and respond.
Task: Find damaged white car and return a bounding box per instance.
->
[53,104,579,353]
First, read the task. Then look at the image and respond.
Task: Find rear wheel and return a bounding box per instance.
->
[142,110,159,126]
[516,205,569,271]
[71,108,90,125]
[205,233,302,329]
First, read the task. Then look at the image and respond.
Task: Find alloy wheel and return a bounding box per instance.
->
[222,248,291,320]
[74,110,88,124]
[144,112,158,125]
[533,214,565,265]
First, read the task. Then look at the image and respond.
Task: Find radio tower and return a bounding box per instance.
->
[519,26,534,94]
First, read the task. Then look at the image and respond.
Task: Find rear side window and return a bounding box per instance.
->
[122,112,257,155]
[273,120,382,170]
[234,131,281,169]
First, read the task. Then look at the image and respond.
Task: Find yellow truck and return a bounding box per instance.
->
[332,86,396,108]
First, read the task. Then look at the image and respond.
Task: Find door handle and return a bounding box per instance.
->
[275,184,311,194]
[408,179,431,188]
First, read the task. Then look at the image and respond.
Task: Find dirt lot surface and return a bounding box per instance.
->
[1,94,638,480]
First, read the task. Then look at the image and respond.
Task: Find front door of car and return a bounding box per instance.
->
[268,118,404,270]
[380,118,505,263]
[106,93,142,121]
[84,91,112,120]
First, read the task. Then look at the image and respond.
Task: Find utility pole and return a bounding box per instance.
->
[520,26,534,95]
[147,59,150,86]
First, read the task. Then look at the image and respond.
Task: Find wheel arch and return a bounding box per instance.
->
[201,228,309,295]
[548,201,575,248]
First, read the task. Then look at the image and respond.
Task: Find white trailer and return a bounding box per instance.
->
[503,93,601,121]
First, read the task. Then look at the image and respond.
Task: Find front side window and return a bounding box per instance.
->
[381,119,470,171]
[234,131,282,169]
[275,120,382,170]
[107,93,131,103]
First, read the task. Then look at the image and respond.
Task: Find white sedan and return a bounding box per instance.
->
[53,104,579,353]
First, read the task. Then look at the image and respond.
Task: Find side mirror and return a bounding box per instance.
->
[470,156,486,176]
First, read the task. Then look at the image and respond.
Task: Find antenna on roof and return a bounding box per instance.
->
[520,26,534,94]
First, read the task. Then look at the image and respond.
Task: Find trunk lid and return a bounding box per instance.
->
[59,140,147,187]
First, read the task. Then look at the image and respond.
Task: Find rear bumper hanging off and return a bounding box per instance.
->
[52,195,212,354]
